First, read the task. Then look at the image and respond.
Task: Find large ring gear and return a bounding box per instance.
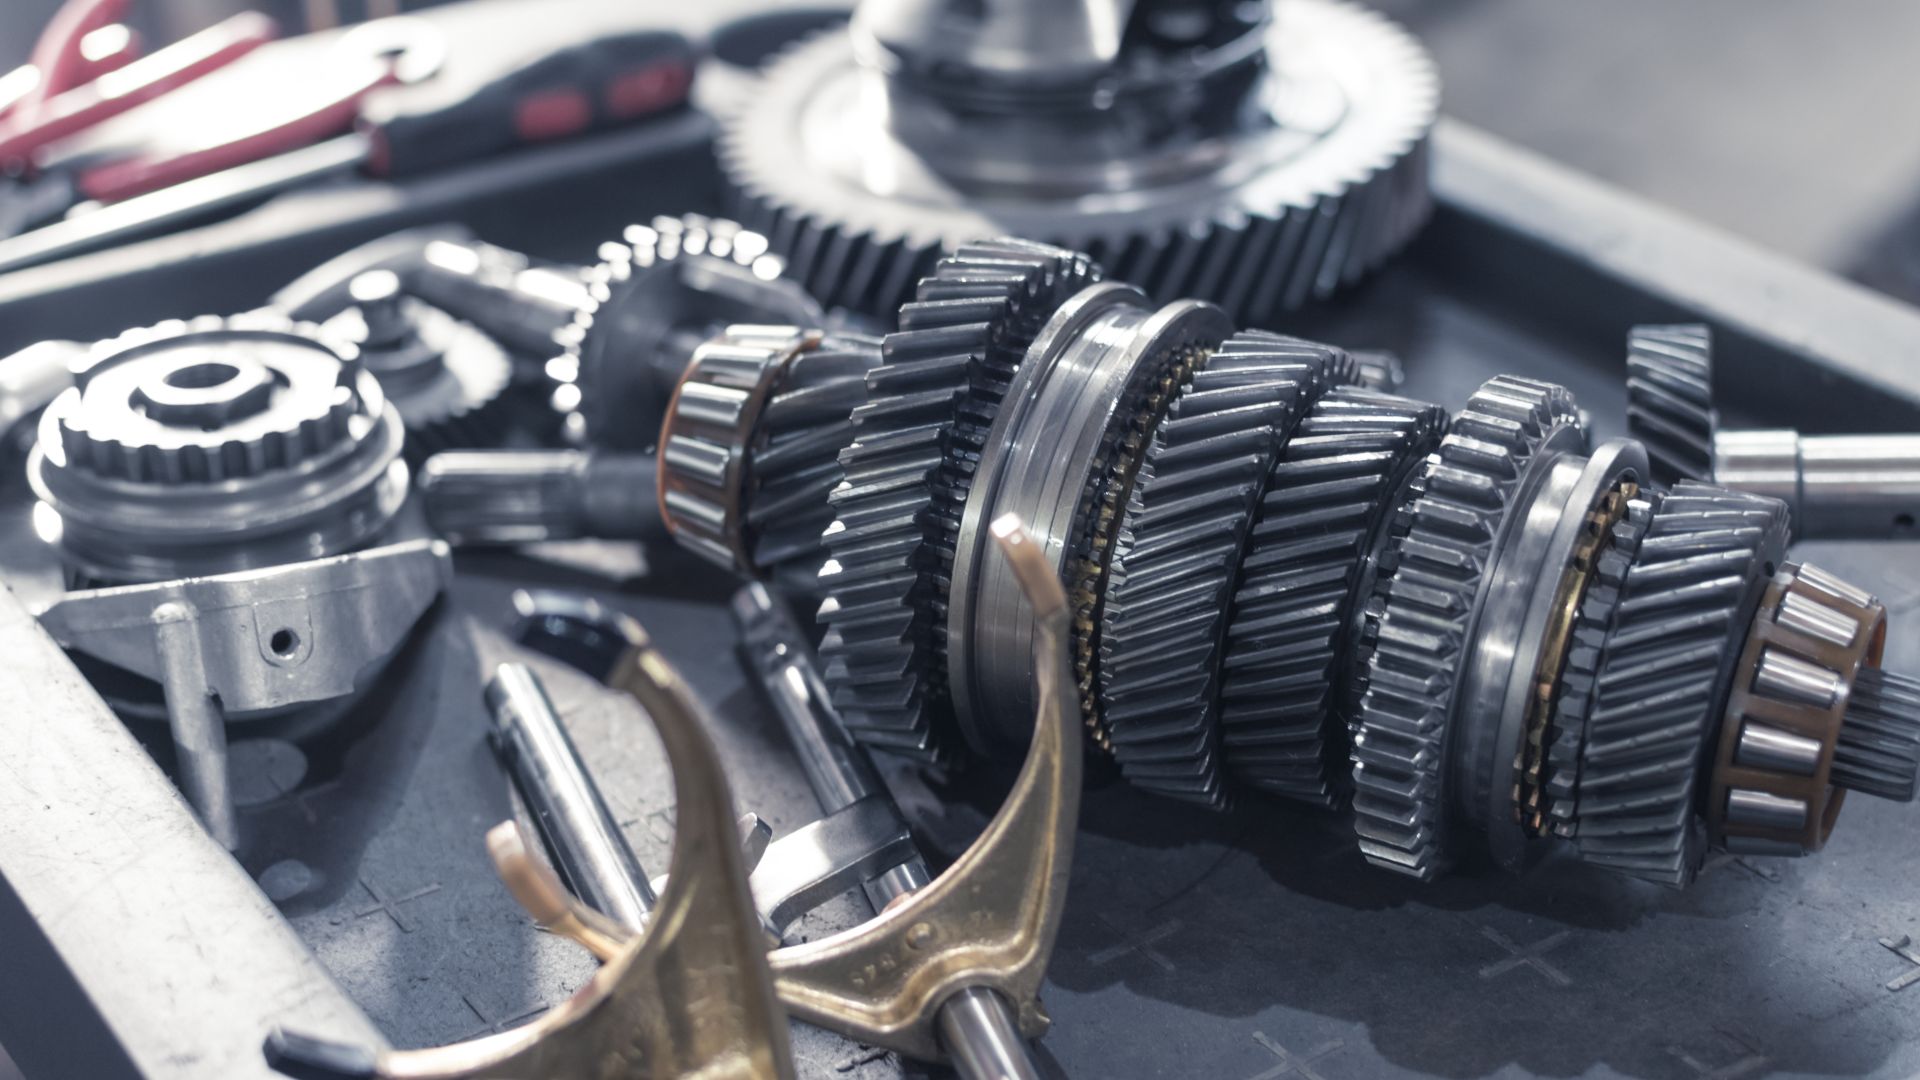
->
[27,312,408,584]
[789,237,1920,887]
[718,0,1439,321]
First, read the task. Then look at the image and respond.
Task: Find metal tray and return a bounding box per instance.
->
[3,6,1920,1078]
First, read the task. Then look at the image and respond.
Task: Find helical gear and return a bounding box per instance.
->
[1568,483,1789,884]
[1625,324,1717,487]
[783,241,1920,889]
[744,333,884,577]
[719,0,1439,322]
[656,326,883,583]
[1219,386,1447,806]
[28,312,407,583]
[816,239,1101,759]
[1098,333,1354,807]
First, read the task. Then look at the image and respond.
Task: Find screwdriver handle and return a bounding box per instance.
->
[362,29,696,178]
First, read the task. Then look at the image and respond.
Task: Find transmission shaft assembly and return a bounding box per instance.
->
[802,240,1920,887]
[417,237,1920,891]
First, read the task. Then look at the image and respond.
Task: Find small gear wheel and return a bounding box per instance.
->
[816,239,1102,760]
[557,215,825,449]
[656,325,883,583]
[28,311,407,583]
[325,270,514,460]
[720,0,1438,321]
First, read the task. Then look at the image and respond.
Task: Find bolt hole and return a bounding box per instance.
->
[269,628,299,656]
[164,361,243,390]
[1896,513,1916,533]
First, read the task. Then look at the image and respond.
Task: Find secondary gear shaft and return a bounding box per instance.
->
[27,312,408,583]
[401,215,828,448]
[1626,323,1920,539]
[719,0,1438,322]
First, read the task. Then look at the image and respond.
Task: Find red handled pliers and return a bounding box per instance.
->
[0,0,273,171]
[0,0,437,240]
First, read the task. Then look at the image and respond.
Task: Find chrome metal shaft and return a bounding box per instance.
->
[1714,429,1920,540]
[152,601,240,851]
[730,584,1041,1080]
[486,663,656,930]
[419,449,666,546]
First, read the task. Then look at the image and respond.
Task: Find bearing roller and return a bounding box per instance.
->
[420,324,881,587]
[657,325,882,580]
[1709,562,1920,856]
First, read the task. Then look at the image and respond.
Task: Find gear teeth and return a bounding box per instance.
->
[1219,386,1447,807]
[817,239,1101,761]
[1543,495,1655,835]
[1569,481,1789,885]
[564,214,818,448]
[732,148,1433,326]
[1349,375,1583,880]
[1834,666,1920,803]
[1626,324,1717,487]
[718,5,1437,322]
[731,194,940,325]
[746,334,884,574]
[54,312,363,485]
[404,390,514,459]
[1098,332,1357,808]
